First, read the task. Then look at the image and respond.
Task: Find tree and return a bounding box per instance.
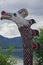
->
[34,28,43,65]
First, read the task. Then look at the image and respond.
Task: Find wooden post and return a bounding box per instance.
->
[19,25,33,65]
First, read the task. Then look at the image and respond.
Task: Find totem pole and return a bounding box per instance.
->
[1,8,39,65]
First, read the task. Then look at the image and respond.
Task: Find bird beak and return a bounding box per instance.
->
[1,11,12,20]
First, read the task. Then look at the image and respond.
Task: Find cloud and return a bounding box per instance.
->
[0,21,20,38]
[0,0,43,15]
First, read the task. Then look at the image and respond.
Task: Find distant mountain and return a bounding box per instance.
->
[0,35,23,58]
[0,35,23,49]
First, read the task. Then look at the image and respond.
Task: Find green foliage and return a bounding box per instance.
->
[7,46,15,55]
[0,46,17,65]
[33,28,43,65]
[39,28,43,48]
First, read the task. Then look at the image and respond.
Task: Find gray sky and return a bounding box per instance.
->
[0,0,43,38]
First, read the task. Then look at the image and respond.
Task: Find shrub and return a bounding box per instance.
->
[0,46,17,65]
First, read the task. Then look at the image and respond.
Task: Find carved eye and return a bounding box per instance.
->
[13,13,17,17]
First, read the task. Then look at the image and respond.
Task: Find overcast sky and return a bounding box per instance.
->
[0,0,43,38]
